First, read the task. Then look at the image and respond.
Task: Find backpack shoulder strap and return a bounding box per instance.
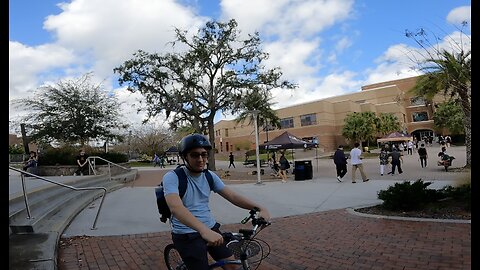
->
[203,169,214,191]
[173,167,188,198]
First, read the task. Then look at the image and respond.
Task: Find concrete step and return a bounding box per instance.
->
[9,170,137,234]
[9,175,111,224]
[10,180,123,234]
[8,170,137,270]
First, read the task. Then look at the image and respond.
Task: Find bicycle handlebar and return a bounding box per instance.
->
[241,207,271,226]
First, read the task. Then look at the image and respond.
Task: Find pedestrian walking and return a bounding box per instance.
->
[228,152,236,168]
[153,153,161,167]
[379,146,389,176]
[160,155,166,168]
[388,148,403,175]
[407,140,414,155]
[278,152,290,183]
[445,135,452,147]
[333,145,348,182]
[418,143,428,168]
[349,142,369,183]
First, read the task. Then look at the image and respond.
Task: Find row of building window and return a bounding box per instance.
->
[279,113,317,129]
[217,110,429,137]
[279,111,429,130]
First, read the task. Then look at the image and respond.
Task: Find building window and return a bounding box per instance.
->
[300,113,317,126]
[280,117,294,129]
[410,96,426,106]
[412,112,429,122]
[225,128,229,137]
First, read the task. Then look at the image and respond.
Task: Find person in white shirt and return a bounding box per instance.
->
[407,140,414,155]
[349,142,369,183]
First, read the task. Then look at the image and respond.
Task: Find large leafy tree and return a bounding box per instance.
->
[127,124,175,156]
[114,19,296,170]
[406,23,471,167]
[432,100,464,135]
[12,73,127,146]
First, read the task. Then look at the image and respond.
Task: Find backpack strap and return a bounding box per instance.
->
[203,169,215,191]
[173,167,188,198]
[173,166,215,199]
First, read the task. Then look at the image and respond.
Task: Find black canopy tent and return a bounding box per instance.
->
[259,131,315,161]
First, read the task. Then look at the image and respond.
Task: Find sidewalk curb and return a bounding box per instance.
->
[346,207,471,224]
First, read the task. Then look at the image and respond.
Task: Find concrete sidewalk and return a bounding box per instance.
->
[62,145,469,237]
[61,177,463,237]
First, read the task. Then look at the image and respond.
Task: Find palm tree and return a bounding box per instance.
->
[342,112,377,148]
[234,89,281,131]
[404,23,471,168]
[411,50,471,167]
[376,113,402,137]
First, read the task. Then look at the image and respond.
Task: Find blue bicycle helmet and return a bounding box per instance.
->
[178,134,212,157]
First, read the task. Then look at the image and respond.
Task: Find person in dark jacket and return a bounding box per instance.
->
[333,145,348,182]
[417,143,428,168]
[388,148,403,175]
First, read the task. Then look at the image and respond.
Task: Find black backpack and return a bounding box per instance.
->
[155,166,214,223]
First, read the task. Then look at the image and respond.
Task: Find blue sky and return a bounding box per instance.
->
[9,0,471,131]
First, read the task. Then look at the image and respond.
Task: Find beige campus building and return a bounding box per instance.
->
[213,75,448,154]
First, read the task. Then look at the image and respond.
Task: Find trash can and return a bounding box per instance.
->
[294,160,313,181]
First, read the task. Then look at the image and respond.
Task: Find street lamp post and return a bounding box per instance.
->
[252,110,263,185]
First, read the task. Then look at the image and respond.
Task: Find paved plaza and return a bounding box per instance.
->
[13,145,471,269]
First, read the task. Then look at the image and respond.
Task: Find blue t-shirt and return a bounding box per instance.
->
[162,167,225,234]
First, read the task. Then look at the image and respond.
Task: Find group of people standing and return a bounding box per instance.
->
[333,138,451,182]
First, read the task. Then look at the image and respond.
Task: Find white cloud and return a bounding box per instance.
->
[221,0,354,40]
[263,39,321,79]
[447,6,471,26]
[9,41,77,100]
[43,0,207,80]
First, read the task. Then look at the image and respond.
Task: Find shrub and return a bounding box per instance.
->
[39,146,79,165]
[377,179,445,211]
[138,154,153,163]
[440,183,471,211]
[91,152,129,164]
[38,147,128,165]
[9,144,24,154]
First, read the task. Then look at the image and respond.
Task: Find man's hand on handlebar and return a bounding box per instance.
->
[201,230,224,247]
[257,208,271,224]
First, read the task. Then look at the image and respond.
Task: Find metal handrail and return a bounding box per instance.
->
[86,156,133,181]
[9,166,107,230]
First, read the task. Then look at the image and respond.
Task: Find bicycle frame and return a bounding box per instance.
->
[164,209,270,270]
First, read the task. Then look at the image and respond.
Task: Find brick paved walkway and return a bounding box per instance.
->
[58,209,471,270]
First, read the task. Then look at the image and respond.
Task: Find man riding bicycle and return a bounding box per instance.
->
[163,134,271,270]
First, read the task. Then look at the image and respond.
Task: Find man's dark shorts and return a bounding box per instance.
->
[172,223,233,270]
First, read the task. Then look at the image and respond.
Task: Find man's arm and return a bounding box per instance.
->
[165,194,224,246]
[218,186,271,221]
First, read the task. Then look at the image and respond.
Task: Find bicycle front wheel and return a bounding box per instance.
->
[164,243,187,270]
